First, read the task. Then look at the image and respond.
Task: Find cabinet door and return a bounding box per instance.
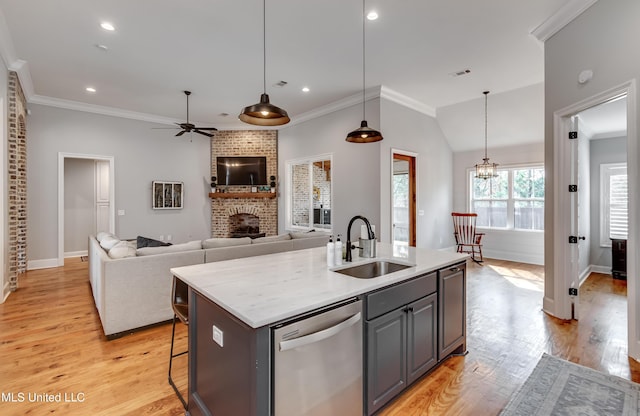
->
[366,308,406,415]
[438,263,466,359]
[407,293,438,384]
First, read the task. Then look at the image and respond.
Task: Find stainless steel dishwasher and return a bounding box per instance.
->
[273,298,363,416]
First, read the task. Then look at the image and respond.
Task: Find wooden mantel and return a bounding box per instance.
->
[209,192,276,199]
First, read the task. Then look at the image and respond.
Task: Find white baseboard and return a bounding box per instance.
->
[1,281,10,304]
[65,250,88,258]
[482,249,544,265]
[27,258,59,270]
[590,265,611,275]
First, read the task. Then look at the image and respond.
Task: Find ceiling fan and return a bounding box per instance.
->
[164,90,218,138]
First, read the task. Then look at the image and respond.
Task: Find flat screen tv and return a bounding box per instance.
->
[217,156,267,186]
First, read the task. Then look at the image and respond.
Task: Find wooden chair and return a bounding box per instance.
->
[168,276,189,409]
[451,212,484,263]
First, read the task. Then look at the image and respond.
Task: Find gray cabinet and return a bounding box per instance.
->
[438,263,466,358]
[365,272,438,415]
[366,307,407,415]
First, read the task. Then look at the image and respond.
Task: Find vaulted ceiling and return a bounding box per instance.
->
[1,0,603,151]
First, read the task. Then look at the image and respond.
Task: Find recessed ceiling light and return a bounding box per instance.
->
[367,11,378,20]
[100,22,115,31]
[86,87,97,93]
[302,87,310,93]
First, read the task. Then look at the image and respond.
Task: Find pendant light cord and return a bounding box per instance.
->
[263,0,266,94]
[484,91,489,160]
[362,0,366,120]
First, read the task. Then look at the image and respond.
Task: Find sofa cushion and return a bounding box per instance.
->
[136,240,202,256]
[100,235,120,250]
[290,231,320,239]
[136,235,172,249]
[108,240,137,259]
[202,237,252,249]
[251,234,292,244]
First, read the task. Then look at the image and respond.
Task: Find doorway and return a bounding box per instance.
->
[551,81,637,359]
[392,152,416,249]
[57,153,115,265]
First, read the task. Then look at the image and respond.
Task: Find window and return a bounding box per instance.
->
[469,165,544,230]
[600,163,627,246]
[286,155,332,232]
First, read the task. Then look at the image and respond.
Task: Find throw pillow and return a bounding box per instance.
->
[96,231,114,242]
[99,235,120,250]
[108,240,137,259]
[136,235,172,249]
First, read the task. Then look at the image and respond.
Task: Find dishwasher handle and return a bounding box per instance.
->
[279,312,361,352]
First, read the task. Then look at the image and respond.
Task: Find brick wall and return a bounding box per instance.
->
[210,130,277,237]
[8,72,27,290]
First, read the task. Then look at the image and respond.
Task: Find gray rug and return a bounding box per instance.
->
[501,353,640,415]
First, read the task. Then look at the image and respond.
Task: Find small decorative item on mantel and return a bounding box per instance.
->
[251,186,257,193]
[270,175,276,193]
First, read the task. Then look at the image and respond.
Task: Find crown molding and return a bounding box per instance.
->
[531,0,598,42]
[380,86,436,118]
[0,9,35,99]
[28,95,183,125]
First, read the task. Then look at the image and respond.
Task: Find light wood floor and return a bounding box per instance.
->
[0,258,638,416]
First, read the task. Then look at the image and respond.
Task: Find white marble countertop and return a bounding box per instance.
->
[171,243,468,328]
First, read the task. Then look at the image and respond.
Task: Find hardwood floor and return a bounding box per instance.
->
[0,257,638,415]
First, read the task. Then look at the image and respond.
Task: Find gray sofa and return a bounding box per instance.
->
[88,232,329,338]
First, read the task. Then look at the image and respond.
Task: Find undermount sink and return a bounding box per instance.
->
[334,260,413,279]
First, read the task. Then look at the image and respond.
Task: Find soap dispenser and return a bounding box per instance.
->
[334,234,343,266]
[326,235,335,267]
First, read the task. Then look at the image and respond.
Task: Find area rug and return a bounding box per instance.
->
[500,353,640,415]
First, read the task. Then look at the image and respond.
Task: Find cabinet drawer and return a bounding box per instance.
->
[366,272,437,320]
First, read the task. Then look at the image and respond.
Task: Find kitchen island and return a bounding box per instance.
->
[171,243,467,416]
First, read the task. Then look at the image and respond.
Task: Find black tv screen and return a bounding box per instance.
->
[217,156,267,186]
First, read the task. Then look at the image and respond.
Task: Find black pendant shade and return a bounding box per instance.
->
[346,120,383,143]
[239,0,289,127]
[346,0,383,143]
[239,93,290,126]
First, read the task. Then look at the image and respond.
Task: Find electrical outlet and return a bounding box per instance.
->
[159,235,164,241]
[117,209,125,216]
[167,235,172,241]
[212,325,224,347]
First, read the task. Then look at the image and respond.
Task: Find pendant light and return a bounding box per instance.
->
[239,0,290,126]
[346,0,383,143]
[475,91,498,179]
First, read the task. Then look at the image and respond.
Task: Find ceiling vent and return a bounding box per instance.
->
[273,80,288,88]
[449,69,471,77]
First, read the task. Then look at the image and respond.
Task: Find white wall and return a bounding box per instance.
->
[589,136,627,268]
[453,142,545,264]
[379,98,454,249]
[64,158,94,255]
[27,104,212,264]
[0,60,7,302]
[278,99,381,240]
[544,0,640,354]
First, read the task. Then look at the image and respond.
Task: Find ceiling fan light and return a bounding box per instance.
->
[346,120,383,143]
[239,95,290,126]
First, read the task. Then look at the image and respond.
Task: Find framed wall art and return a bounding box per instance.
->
[153,181,183,209]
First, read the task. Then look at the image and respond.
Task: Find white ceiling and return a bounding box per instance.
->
[0,0,603,150]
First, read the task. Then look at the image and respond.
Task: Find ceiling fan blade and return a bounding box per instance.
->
[175,130,186,137]
[194,129,214,138]
[194,127,218,131]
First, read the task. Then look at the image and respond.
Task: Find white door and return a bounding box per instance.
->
[95,160,111,233]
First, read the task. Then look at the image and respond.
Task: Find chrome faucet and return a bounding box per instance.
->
[346,215,376,262]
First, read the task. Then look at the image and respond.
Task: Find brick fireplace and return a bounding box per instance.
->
[210,130,277,238]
